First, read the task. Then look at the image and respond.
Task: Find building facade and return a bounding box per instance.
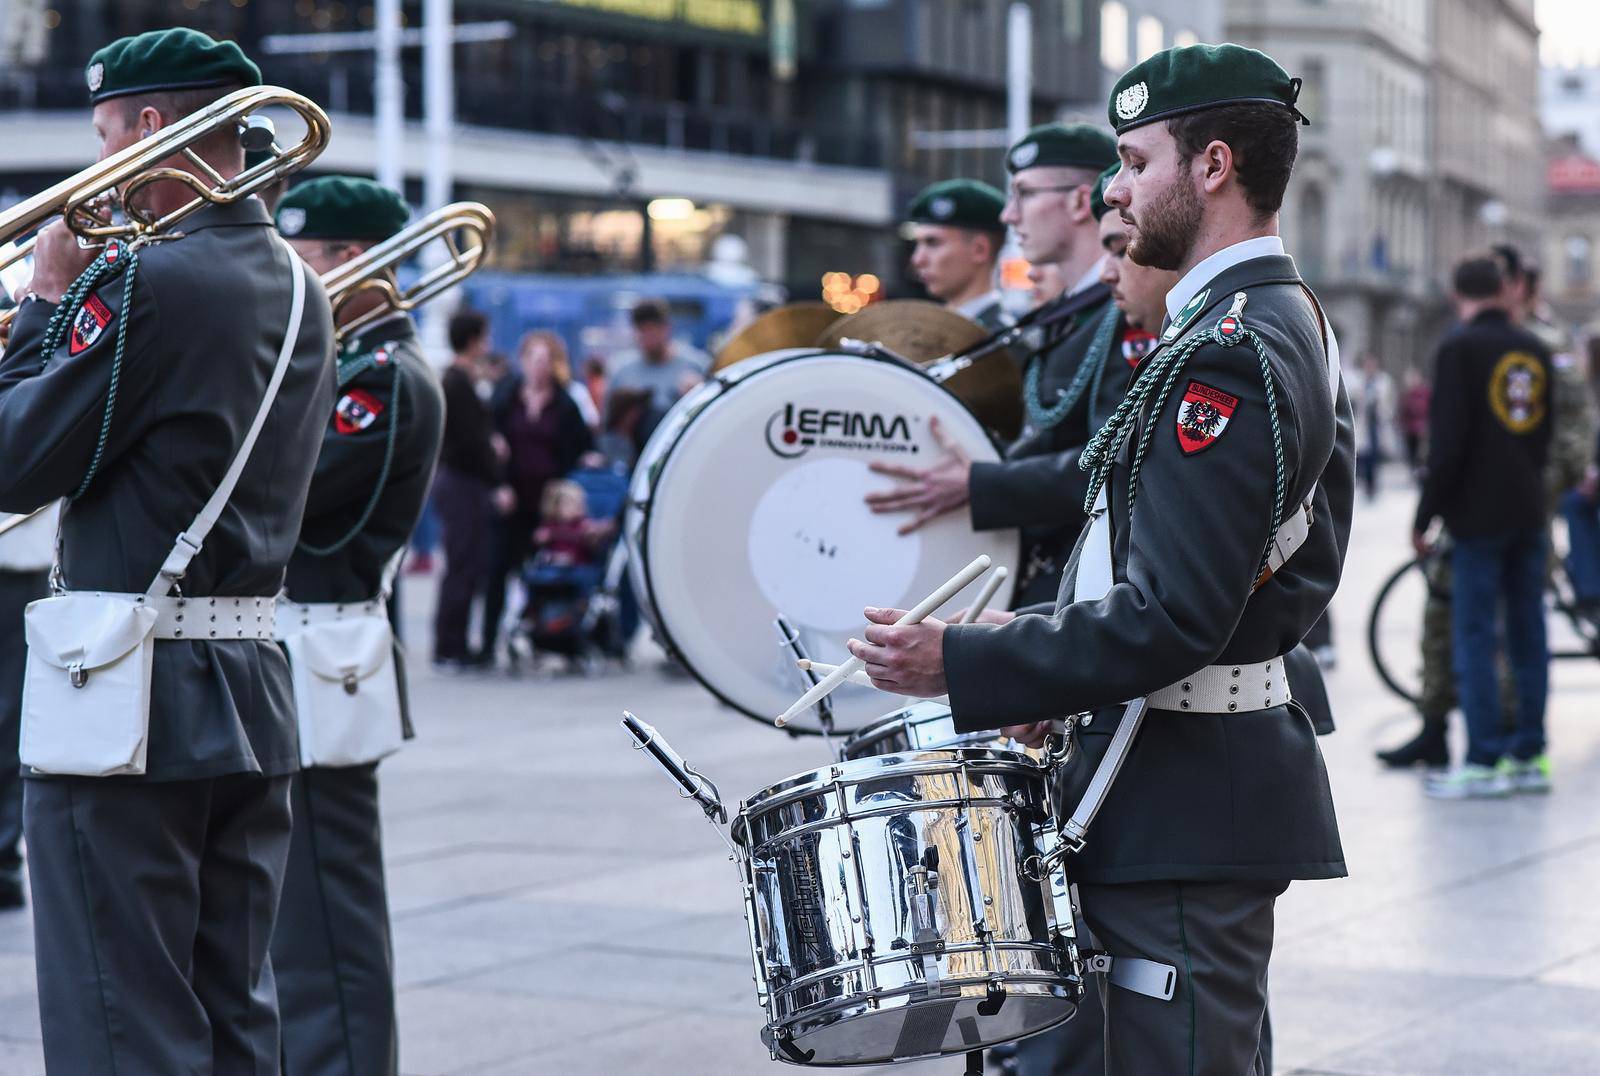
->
[1543,141,1600,347]
[1542,64,1600,159]
[1224,0,1541,369]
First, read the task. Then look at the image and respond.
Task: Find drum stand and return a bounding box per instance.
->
[773,614,841,759]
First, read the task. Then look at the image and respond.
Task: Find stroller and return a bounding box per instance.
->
[509,461,630,670]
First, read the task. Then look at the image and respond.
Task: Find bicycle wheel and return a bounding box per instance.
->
[1367,556,1433,705]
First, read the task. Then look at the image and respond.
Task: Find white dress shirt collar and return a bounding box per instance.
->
[1164,235,1286,323]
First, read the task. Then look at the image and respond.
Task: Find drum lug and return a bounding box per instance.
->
[905,854,945,956]
[976,976,1008,1017]
[954,811,992,938]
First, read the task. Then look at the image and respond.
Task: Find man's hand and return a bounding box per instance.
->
[1411,528,1432,558]
[846,606,949,697]
[27,222,100,305]
[1002,721,1053,749]
[865,415,972,535]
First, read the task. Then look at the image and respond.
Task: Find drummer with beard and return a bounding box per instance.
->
[847,44,1352,1074]
[865,124,1124,606]
[904,178,1010,332]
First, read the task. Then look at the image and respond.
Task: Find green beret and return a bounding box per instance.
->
[1005,123,1118,175]
[1108,42,1308,134]
[905,179,1005,232]
[275,177,410,242]
[1090,164,1120,221]
[86,28,260,105]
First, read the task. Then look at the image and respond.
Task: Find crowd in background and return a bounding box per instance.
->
[420,299,710,674]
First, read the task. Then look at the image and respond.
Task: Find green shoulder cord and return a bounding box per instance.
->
[38,240,139,500]
[1021,301,1121,433]
[1079,292,1287,579]
[296,352,404,557]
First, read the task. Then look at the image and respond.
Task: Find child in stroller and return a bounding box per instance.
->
[509,461,627,670]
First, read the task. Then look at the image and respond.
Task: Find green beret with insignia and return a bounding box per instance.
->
[1005,122,1118,175]
[275,176,410,242]
[86,28,261,105]
[905,179,1005,233]
[1090,164,1120,221]
[1108,42,1308,134]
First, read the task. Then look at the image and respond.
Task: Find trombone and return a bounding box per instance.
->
[319,202,497,343]
[0,84,332,335]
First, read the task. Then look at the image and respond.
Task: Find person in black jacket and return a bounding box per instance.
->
[0,29,336,1071]
[1414,254,1554,799]
[432,307,504,667]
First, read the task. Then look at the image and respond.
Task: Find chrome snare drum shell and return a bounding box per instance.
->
[735,749,1081,1066]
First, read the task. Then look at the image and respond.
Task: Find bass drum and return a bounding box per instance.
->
[626,349,1020,733]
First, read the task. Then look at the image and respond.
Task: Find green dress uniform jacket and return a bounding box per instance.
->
[945,253,1352,884]
[968,284,1131,603]
[0,199,336,781]
[284,314,446,603]
[273,313,443,1076]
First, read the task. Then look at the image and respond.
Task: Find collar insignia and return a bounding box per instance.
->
[1162,287,1210,341]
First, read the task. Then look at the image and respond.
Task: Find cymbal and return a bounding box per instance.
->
[815,300,989,364]
[938,346,1023,442]
[713,302,841,371]
[818,300,1023,441]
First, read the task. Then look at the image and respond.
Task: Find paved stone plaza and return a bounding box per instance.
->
[1,480,1598,1074]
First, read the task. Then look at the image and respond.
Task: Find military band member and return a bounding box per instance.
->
[848,44,1352,1073]
[0,508,53,910]
[0,28,336,1071]
[867,124,1123,606]
[272,177,446,1075]
[905,178,1010,331]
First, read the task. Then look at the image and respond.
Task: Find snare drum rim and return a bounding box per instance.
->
[628,348,1020,735]
[739,746,1043,818]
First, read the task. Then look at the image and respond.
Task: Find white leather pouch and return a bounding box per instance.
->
[285,615,403,768]
[20,594,159,776]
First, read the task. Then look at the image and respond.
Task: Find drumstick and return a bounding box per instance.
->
[796,658,875,689]
[775,554,991,727]
[960,565,1008,624]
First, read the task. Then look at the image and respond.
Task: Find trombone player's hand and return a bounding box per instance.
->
[865,415,972,535]
[28,221,101,305]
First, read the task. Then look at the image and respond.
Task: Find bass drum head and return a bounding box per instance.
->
[627,350,1019,732]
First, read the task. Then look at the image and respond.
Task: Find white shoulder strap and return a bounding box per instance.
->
[147,239,309,599]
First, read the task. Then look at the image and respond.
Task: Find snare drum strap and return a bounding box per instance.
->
[1084,951,1178,1001]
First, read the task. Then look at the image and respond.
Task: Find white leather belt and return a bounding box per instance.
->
[273,598,385,639]
[1147,657,1291,713]
[86,593,279,640]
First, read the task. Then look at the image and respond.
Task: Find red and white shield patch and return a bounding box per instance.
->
[1175,381,1238,455]
[1122,327,1156,369]
[334,388,384,434]
[68,295,114,356]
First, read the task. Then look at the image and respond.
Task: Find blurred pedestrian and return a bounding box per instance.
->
[1414,254,1554,799]
[608,299,707,440]
[480,331,595,664]
[432,308,504,669]
[1399,369,1430,479]
[1352,352,1397,500]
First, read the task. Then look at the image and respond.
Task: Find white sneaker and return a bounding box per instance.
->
[1424,764,1512,799]
[1498,756,1553,795]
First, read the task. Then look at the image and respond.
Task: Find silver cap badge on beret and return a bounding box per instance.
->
[1115,82,1150,121]
[929,196,955,220]
[277,207,306,236]
[1009,141,1040,169]
[86,62,105,93]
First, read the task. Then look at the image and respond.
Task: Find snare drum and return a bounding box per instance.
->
[735,749,1081,1066]
[841,700,1019,760]
[625,349,1020,733]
